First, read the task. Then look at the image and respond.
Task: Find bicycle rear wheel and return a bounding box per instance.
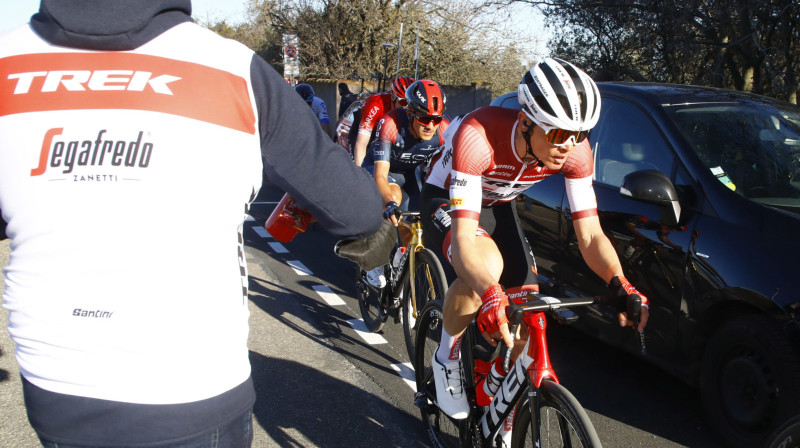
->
[356,265,385,332]
[414,300,461,448]
[402,248,448,361]
[511,380,602,448]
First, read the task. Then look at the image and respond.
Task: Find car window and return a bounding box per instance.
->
[592,98,675,187]
[666,103,800,211]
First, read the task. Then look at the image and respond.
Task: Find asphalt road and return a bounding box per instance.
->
[0,182,724,447]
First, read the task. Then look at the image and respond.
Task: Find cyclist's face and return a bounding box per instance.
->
[410,116,440,140]
[524,118,577,169]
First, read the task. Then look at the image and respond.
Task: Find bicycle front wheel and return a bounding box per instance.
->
[402,248,448,361]
[511,380,602,448]
[414,300,461,448]
[356,265,385,332]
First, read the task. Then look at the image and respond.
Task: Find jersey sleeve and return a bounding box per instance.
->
[250,55,382,238]
[358,94,383,136]
[373,114,398,164]
[449,123,491,221]
[436,119,450,144]
[562,140,597,220]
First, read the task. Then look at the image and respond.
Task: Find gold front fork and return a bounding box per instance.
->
[401,220,426,320]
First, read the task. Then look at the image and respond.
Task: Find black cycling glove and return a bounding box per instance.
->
[383,201,400,220]
[334,220,395,270]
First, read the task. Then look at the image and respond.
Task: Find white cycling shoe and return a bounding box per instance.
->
[366,266,386,288]
[432,353,469,419]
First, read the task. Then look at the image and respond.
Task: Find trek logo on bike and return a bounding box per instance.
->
[479,351,533,437]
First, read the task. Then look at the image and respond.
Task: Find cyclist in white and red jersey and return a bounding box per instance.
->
[352,76,415,166]
[420,58,650,426]
[362,80,450,287]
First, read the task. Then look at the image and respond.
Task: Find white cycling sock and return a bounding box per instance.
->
[436,328,462,365]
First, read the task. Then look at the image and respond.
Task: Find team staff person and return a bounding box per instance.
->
[421,58,650,426]
[0,1,391,447]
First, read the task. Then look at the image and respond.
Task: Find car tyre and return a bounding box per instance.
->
[701,315,800,448]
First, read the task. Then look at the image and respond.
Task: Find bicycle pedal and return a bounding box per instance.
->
[413,392,436,413]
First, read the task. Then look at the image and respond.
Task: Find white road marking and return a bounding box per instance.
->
[312,284,345,306]
[287,260,312,276]
[347,319,388,345]
[268,242,289,253]
[391,362,416,391]
[269,238,417,391]
[253,226,270,238]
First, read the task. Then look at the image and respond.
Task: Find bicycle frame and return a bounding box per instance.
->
[473,296,599,447]
[397,215,427,319]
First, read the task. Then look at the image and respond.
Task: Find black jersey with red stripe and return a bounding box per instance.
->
[363,108,449,172]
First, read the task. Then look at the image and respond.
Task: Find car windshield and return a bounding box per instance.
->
[665,101,800,214]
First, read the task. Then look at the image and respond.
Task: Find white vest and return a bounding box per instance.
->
[0,22,263,404]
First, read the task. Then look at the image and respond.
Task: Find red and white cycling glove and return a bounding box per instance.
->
[476,284,510,335]
[609,276,649,308]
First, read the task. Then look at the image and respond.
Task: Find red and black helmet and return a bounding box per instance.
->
[404,80,446,117]
[391,76,415,99]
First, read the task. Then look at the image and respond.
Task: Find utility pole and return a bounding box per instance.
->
[381,42,395,91]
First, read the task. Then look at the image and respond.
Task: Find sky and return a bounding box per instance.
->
[0,0,250,34]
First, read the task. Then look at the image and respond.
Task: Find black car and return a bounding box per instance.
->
[492,84,800,448]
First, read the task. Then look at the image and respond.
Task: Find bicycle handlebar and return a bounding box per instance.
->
[502,293,646,371]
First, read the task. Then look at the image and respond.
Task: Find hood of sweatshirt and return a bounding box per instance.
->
[30,0,193,50]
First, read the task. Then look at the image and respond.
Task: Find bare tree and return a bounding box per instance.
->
[199,0,544,97]
[482,0,798,103]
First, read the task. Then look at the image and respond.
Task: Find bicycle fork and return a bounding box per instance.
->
[404,222,426,318]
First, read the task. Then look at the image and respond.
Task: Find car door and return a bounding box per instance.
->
[560,95,693,363]
[516,175,569,289]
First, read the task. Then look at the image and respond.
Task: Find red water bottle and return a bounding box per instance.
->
[264,193,314,243]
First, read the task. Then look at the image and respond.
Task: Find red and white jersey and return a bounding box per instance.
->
[426,106,597,221]
[357,92,393,136]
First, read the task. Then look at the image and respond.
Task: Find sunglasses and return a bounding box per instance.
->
[413,115,443,126]
[538,122,588,146]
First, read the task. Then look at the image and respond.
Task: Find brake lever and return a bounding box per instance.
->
[627,294,647,355]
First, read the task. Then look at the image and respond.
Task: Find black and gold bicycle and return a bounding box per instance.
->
[356,211,448,359]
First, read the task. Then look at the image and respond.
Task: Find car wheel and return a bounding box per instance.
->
[701,315,800,448]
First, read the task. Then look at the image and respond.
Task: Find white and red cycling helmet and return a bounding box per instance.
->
[517,58,601,132]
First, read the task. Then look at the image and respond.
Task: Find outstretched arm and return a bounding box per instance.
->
[573,216,650,330]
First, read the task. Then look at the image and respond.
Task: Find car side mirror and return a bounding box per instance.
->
[620,170,681,226]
